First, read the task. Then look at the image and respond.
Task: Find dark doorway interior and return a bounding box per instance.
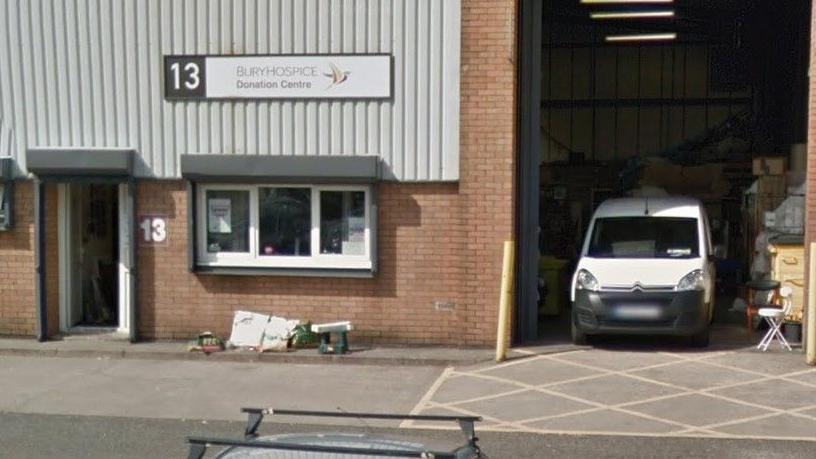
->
[70,183,119,327]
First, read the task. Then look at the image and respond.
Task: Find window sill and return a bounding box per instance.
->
[194,265,375,279]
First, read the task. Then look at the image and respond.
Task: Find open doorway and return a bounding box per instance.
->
[60,183,120,329]
[517,0,812,345]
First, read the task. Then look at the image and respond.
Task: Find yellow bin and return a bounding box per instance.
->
[539,257,570,316]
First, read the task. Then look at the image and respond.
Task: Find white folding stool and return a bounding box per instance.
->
[756,286,793,352]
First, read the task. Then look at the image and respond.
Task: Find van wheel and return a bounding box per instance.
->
[690,327,710,348]
[571,314,588,345]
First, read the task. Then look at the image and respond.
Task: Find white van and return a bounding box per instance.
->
[570,197,715,347]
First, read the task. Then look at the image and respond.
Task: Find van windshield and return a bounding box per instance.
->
[587,217,700,259]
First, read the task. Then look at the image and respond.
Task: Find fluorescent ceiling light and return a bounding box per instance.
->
[605,33,677,42]
[591,10,675,19]
[582,0,673,4]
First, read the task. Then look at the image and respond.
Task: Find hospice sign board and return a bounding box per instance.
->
[164,55,391,100]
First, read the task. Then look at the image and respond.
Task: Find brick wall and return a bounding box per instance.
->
[137,181,471,344]
[0,182,58,337]
[804,6,816,333]
[459,0,518,344]
[0,182,36,336]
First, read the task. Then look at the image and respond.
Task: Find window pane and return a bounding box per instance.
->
[205,190,250,253]
[320,191,366,256]
[259,188,311,256]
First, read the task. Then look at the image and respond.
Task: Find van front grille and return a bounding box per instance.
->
[601,319,675,328]
[601,284,675,293]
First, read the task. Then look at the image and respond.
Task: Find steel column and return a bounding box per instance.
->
[515,0,544,343]
[34,180,47,341]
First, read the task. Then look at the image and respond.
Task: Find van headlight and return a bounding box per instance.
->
[676,270,705,291]
[576,269,600,292]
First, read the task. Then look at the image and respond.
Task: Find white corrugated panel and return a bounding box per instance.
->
[0,0,460,181]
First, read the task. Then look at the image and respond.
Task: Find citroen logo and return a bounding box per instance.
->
[632,282,645,292]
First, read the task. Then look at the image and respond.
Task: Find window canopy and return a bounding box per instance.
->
[180,154,381,184]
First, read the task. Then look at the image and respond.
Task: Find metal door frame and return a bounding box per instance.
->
[37,177,138,342]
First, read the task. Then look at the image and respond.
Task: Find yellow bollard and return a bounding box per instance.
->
[807,243,816,365]
[496,241,515,363]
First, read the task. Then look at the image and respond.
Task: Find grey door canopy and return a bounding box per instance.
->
[26,148,135,178]
[0,157,13,180]
[0,157,15,230]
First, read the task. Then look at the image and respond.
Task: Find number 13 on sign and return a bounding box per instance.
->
[139,216,167,244]
[169,62,200,90]
[164,56,206,99]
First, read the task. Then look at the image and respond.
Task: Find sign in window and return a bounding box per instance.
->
[205,190,250,254]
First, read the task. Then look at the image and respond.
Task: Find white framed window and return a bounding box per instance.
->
[196,183,373,270]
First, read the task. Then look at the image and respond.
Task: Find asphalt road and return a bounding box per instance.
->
[1,412,813,459]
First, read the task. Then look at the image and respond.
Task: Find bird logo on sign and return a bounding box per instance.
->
[324,61,350,90]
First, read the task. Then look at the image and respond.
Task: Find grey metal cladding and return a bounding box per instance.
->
[180,154,380,183]
[0,0,461,181]
[26,148,134,176]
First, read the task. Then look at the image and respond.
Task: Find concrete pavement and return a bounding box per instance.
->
[0,355,441,426]
[0,336,496,367]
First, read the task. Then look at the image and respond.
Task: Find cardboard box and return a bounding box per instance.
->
[639,158,730,197]
[756,175,786,198]
[790,143,807,172]
[752,175,787,233]
[753,157,786,176]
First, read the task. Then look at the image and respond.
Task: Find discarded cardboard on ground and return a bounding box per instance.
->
[228,310,302,352]
[260,316,301,352]
[229,311,272,348]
